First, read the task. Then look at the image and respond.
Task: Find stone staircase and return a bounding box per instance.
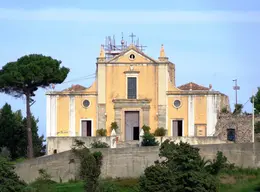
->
[117,140,139,148]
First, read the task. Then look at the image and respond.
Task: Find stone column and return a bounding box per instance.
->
[158,105,166,128]
[143,107,150,126]
[114,108,122,134]
[98,104,106,130]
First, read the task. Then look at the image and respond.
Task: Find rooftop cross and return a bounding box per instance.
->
[129,32,136,44]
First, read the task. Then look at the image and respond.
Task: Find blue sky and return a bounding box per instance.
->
[0,0,259,137]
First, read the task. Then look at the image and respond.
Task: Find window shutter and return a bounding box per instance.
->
[127,77,137,99]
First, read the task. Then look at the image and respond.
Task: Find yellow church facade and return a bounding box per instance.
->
[46,41,230,141]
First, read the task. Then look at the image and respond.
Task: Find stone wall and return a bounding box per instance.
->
[214,114,260,143]
[47,136,226,155]
[47,136,111,155]
[16,143,260,183]
[155,136,227,145]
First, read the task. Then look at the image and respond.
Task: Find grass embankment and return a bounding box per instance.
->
[218,168,260,192]
[28,168,260,192]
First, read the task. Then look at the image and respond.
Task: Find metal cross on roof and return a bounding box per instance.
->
[129,32,136,44]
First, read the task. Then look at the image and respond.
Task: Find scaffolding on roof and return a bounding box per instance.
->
[103,32,147,59]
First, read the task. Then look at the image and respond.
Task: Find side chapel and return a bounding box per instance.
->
[46,35,230,141]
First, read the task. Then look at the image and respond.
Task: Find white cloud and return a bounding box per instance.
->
[0,8,260,23]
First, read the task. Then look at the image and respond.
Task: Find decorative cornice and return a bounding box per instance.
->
[112,98,151,103]
[46,91,98,96]
[167,90,222,96]
[124,71,140,74]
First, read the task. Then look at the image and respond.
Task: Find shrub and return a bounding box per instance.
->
[154,127,167,136]
[29,169,56,192]
[142,125,150,133]
[110,122,119,132]
[91,141,109,148]
[72,139,103,192]
[233,104,243,115]
[0,147,11,160]
[221,106,229,114]
[139,140,231,192]
[141,125,159,146]
[0,156,26,192]
[96,128,107,136]
[255,121,260,134]
[142,132,159,146]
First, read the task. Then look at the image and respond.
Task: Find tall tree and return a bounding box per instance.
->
[0,104,18,159]
[22,116,46,157]
[0,103,46,159]
[252,87,260,114]
[0,54,69,158]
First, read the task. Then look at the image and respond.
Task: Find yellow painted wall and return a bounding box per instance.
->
[75,96,97,136]
[194,96,207,125]
[194,96,207,136]
[105,64,158,134]
[195,124,206,137]
[56,96,70,136]
[167,96,188,136]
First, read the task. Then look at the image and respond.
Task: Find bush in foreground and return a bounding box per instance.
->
[154,127,167,136]
[91,141,109,148]
[139,140,231,192]
[0,157,26,192]
[96,128,107,136]
[72,139,103,192]
[141,125,159,146]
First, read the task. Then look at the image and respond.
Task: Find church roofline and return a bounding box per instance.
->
[102,44,159,64]
[166,90,223,96]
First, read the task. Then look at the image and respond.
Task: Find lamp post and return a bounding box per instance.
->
[252,90,255,143]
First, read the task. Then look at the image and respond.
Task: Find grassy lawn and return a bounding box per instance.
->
[29,169,260,192]
[218,168,260,192]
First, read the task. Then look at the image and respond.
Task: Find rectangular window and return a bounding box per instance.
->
[127,77,137,99]
[227,128,235,141]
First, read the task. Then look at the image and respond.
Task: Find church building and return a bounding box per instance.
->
[46,35,230,141]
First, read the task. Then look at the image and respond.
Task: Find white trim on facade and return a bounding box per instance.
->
[79,119,94,137]
[188,95,195,136]
[166,65,169,131]
[206,95,218,136]
[48,95,57,137]
[69,96,76,136]
[46,95,51,137]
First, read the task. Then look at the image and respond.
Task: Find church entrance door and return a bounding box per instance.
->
[125,111,139,141]
[172,120,183,136]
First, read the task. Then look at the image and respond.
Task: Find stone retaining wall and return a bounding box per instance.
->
[16,143,260,183]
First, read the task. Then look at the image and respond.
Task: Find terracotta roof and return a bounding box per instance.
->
[62,84,86,92]
[178,82,210,91]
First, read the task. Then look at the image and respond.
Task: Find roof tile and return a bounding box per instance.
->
[178,82,210,91]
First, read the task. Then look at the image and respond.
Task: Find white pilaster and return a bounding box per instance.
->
[207,95,218,136]
[97,64,106,104]
[69,96,76,136]
[188,95,195,136]
[46,95,51,137]
[50,95,57,136]
[166,65,169,131]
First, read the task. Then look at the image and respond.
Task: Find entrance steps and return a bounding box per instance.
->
[117,140,139,148]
